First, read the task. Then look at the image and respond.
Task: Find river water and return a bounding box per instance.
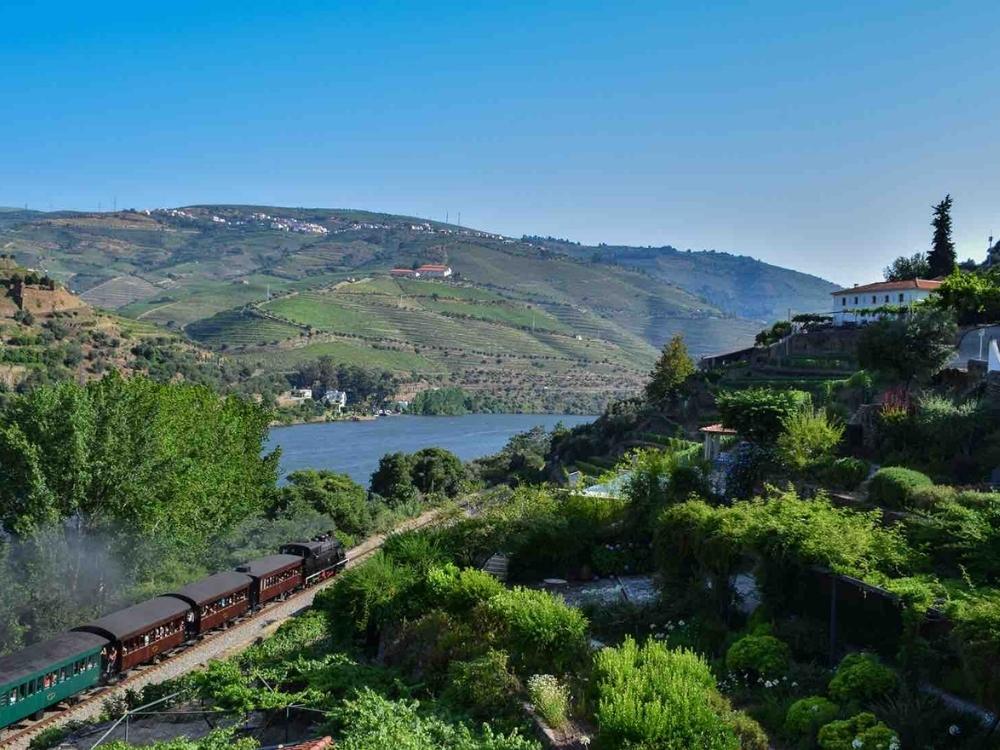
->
[267,413,595,484]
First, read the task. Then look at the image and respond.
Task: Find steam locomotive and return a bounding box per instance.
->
[0,535,346,732]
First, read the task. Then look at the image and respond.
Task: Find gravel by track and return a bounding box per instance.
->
[0,508,444,750]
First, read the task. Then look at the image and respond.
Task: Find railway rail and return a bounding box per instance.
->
[0,507,445,750]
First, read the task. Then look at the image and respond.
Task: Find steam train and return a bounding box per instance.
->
[0,535,347,732]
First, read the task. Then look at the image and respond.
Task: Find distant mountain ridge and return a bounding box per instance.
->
[0,205,839,410]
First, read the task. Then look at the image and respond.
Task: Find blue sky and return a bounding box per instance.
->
[2,1,998,285]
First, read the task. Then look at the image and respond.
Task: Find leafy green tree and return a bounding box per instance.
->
[934,267,1000,324]
[716,387,811,443]
[645,334,695,403]
[928,194,957,277]
[370,452,418,506]
[410,447,465,497]
[857,307,957,387]
[883,252,930,281]
[0,373,278,543]
[277,469,370,535]
[409,386,469,415]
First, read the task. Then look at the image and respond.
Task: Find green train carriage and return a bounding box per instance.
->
[0,632,107,731]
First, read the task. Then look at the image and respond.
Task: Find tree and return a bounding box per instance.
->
[883,252,930,281]
[928,195,956,278]
[278,469,370,535]
[857,307,957,387]
[645,335,695,403]
[0,373,278,542]
[933,268,1000,325]
[370,452,417,506]
[716,387,811,444]
[410,447,465,497]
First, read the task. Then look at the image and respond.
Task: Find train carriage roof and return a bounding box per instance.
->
[160,572,253,608]
[235,554,302,579]
[0,631,108,686]
[282,539,342,556]
[73,597,191,643]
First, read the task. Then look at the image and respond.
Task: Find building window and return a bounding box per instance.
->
[872,295,877,304]
[854,296,858,304]
[884,295,889,303]
[899,293,904,302]
[841,297,846,306]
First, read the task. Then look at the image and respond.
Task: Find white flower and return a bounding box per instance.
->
[791,681,798,687]
[580,738,591,747]
[888,738,900,750]
[851,739,863,749]
[948,725,961,736]
[678,620,685,626]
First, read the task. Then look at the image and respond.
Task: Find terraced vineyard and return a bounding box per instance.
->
[185,308,305,347]
[0,204,838,410]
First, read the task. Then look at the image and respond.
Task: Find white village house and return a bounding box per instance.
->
[321,389,348,411]
[831,278,942,326]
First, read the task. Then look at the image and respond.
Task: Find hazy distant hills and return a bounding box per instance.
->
[0,205,838,409]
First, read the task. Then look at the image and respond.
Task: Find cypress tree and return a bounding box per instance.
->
[928,194,956,278]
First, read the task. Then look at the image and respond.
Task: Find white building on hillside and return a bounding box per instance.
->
[831,279,942,326]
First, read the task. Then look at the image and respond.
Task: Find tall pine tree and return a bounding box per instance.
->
[928,194,956,278]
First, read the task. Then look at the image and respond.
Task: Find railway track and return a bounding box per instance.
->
[0,507,445,750]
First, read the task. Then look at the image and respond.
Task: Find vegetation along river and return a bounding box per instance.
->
[268,413,595,484]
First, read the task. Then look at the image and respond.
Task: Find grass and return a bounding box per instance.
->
[234,338,439,372]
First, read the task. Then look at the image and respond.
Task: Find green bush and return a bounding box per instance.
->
[428,563,504,613]
[481,586,589,675]
[784,696,840,741]
[817,712,899,750]
[443,649,520,722]
[867,467,933,509]
[593,637,741,750]
[527,674,570,729]
[776,408,844,471]
[822,457,869,490]
[334,688,539,750]
[724,634,791,678]
[907,484,956,509]
[827,653,898,705]
[716,387,811,444]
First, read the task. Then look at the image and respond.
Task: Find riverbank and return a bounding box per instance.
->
[267,413,595,484]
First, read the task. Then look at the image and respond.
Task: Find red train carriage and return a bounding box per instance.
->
[235,554,304,608]
[72,598,191,675]
[161,572,253,637]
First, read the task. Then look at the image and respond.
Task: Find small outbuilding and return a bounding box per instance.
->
[699,423,737,462]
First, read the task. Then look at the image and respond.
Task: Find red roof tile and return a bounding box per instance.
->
[831,279,942,295]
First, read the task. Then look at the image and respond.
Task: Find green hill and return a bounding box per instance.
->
[0,205,836,410]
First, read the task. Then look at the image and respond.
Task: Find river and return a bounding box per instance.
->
[267,413,596,484]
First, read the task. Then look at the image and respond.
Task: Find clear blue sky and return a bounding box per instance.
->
[2,1,998,285]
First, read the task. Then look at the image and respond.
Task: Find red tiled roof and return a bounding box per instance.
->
[417,264,449,270]
[277,737,333,750]
[699,423,737,435]
[831,279,943,295]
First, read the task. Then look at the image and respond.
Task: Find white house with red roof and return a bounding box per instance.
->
[831,278,943,326]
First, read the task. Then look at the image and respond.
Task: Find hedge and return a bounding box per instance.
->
[867,467,933,509]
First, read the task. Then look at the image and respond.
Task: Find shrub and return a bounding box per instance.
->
[716,387,811,444]
[428,563,504,612]
[593,637,741,750]
[334,688,539,750]
[726,710,769,750]
[827,653,898,705]
[822,457,869,490]
[867,467,933,509]
[481,587,589,675]
[527,674,570,729]
[776,408,844,471]
[785,696,840,741]
[444,650,520,721]
[817,712,899,750]
[724,634,791,678]
[907,484,957,509]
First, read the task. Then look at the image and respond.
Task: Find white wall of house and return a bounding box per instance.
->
[831,288,934,326]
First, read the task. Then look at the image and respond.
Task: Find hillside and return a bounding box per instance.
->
[0,256,226,392]
[531,237,839,320]
[0,205,836,409]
